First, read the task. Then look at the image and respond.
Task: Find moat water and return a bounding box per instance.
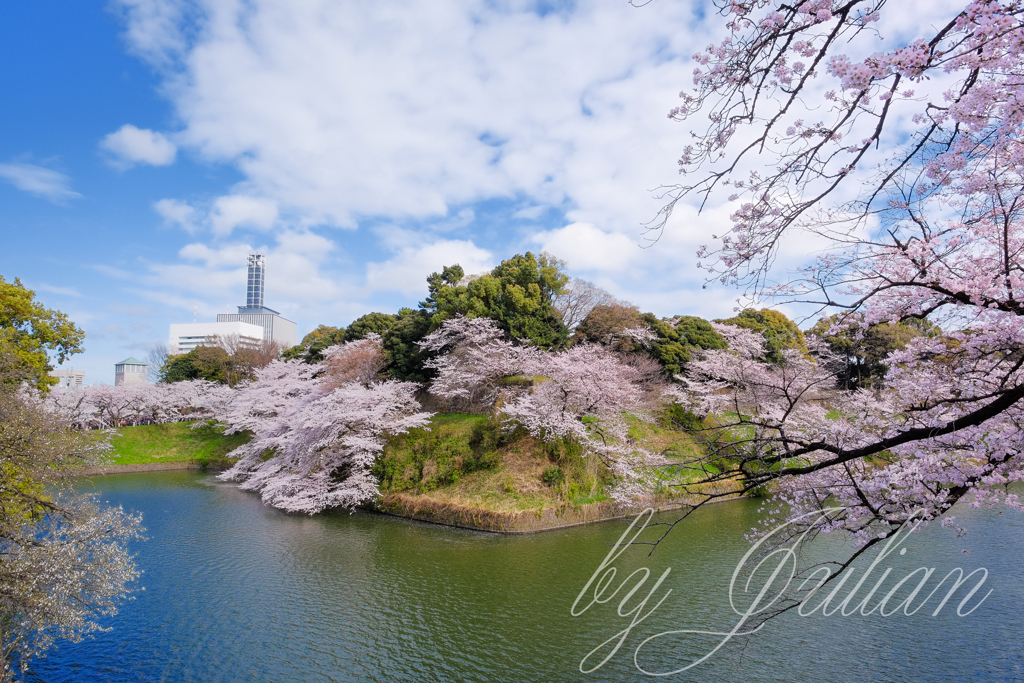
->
[31,471,1024,682]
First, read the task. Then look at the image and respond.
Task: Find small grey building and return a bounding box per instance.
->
[49,368,85,389]
[114,357,148,386]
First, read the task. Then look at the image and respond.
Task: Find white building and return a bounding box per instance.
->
[216,311,297,349]
[168,320,265,355]
[114,357,148,386]
[49,368,85,389]
[166,254,296,357]
[214,253,297,349]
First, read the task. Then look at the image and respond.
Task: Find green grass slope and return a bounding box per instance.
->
[373,413,707,515]
[107,421,250,468]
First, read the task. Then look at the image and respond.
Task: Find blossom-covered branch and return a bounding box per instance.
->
[672,323,1024,544]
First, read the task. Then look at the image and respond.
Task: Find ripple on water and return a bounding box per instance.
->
[28,472,1024,683]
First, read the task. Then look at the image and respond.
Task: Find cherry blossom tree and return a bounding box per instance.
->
[216,338,432,514]
[658,0,1024,287]
[651,0,1024,560]
[422,317,666,500]
[1,384,141,679]
[420,316,537,413]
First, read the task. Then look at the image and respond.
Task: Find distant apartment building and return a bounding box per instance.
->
[215,253,297,349]
[114,357,148,386]
[168,320,265,355]
[49,368,85,389]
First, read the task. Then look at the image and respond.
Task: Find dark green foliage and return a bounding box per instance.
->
[715,308,807,364]
[159,344,277,387]
[288,251,571,380]
[345,312,399,340]
[421,252,570,349]
[161,339,279,386]
[285,311,434,381]
[674,315,729,350]
[641,313,727,376]
[346,309,434,382]
[662,403,704,431]
[372,415,504,492]
[160,347,229,384]
[809,314,938,389]
[421,264,472,319]
[282,325,346,363]
[542,466,564,487]
[380,308,433,382]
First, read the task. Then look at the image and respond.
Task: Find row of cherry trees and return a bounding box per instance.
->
[52,300,1021,541]
[43,323,688,512]
[46,381,231,429]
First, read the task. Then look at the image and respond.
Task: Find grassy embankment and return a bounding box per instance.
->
[371,412,728,530]
[104,421,251,469]
[103,412,733,530]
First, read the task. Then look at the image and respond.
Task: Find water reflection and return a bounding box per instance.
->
[30,472,1024,682]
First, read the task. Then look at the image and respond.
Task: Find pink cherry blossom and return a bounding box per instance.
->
[216,337,432,514]
[657,0,1024,547]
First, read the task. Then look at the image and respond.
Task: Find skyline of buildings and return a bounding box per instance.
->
[168,252,297,356]
[49,255,302,387]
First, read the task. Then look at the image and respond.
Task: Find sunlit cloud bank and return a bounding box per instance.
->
[101,0,955,347]
[105,0,731,316]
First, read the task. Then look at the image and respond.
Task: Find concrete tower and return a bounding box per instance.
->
[115,357,148,386]
[215,253,298,349]
[246,253,266,309]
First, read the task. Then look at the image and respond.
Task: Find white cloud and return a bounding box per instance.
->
[209,195,278,236]
[33,283,83,298]
[154,198,199,232]
[512,205,545,220]
[114,0,706,231]
[531,222,643,273]
[146,230,344,317]
[156,195,279,236]
[366,239,494,295]
[111,0,188,67]
[0,163,80,202]
[111,0,945,331]
[178,241,251,268]
[101,124,177,167]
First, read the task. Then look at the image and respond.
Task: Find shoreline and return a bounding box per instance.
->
[78,464,745,533]
[371,496,741,534]
[374,481,745,534]
[74,461,231,476]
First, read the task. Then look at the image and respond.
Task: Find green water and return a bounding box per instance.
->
[31,471,1024,681]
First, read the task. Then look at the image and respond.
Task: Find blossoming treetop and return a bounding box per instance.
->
[655,0,1024,547]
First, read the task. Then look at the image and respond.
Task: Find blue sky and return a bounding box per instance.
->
[1,0,817,384]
